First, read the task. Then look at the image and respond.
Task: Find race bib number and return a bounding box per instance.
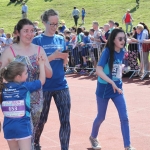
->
[2,100,25,118]
[112,64,122,80]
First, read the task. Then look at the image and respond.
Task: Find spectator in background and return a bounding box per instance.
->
[122,9,133,33]
[70,26,77,34]
[131,24,149,78]
[63,29,71,38]
[127,26,139,77]
[89,28,94,43]
[90,21,102,65]
[0,28,6,38]
[72,7,80,27]
[0,36,6,54]
[33,21,39,30]
[139,22,149,38]
[100,23,110,44]
[108,20,115,33]
[114,22,119,28]
[60,20,67,33]
[81,8,86,24]
[65,36,70,50]
[80,30,90,70]
[22,2,28,19]
[3,33,13,50]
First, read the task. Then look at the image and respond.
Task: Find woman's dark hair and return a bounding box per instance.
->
[0,61,26,104]
[105,28,126,72]
[139,22,149,34]
[15,19,34,43]
[77,27,83,35]
[114,22,119,27]
[71,27,76,33]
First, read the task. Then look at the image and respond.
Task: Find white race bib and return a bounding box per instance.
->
[2,100,25,118]
[112,64,122,79]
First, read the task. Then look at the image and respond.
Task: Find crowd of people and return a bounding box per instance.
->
[0,2,149,150]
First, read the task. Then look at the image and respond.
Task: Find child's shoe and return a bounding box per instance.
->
[125,146,136,150]
[89,136,101,150]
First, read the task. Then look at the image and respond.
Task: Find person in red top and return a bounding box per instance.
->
[122,9,133,33]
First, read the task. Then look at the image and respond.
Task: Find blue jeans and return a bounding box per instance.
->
[125,22,133,33]
[91,94,130,147]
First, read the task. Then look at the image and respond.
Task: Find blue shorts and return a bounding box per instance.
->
[82,47,89,56]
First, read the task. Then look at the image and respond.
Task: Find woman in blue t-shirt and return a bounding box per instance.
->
[89,29,135,150]
[32,9,71,150]
[0,58,45,150]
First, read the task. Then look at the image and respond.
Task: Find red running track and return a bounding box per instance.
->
[0,75,150,150]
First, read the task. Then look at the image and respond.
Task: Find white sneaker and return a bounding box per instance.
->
[89,136,101,150]
[125,146,136,150]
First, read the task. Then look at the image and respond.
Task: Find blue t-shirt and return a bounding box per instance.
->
[96,48,125,99]
[82,10,86,16]
[2,80,41,139]
[32,34,68,91]
[60,25,66,33]
[66,41,70,47]
[83,36,90,45]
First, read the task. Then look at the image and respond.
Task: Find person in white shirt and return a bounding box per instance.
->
[0,37,6,54]
[22,2,28,19]
[72,7,80,26]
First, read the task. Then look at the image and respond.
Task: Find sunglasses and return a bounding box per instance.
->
[117,37,126,41]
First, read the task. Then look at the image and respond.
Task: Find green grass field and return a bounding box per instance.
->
[0,0,150,33]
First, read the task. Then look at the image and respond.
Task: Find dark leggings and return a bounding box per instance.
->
[34,88,71,150]
[73,16,79,26]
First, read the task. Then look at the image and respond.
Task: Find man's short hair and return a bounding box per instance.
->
[104,23,110,27]
[93,21,99,26]
[108,20,115,25]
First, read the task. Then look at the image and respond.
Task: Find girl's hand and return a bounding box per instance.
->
[111,81,123,94]
[37,54,45,65]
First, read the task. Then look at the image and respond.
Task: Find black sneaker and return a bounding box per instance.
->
[34,144,41,150]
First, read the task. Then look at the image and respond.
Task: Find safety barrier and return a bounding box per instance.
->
[66,41,150,80]
[66,43,106,76]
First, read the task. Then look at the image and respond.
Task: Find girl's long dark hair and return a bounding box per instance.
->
[105,28,126,72]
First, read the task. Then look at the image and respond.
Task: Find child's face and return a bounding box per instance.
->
[89,30,94,35]
[20,67,28,82]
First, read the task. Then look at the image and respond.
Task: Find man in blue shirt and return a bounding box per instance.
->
[22,2,28,19]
